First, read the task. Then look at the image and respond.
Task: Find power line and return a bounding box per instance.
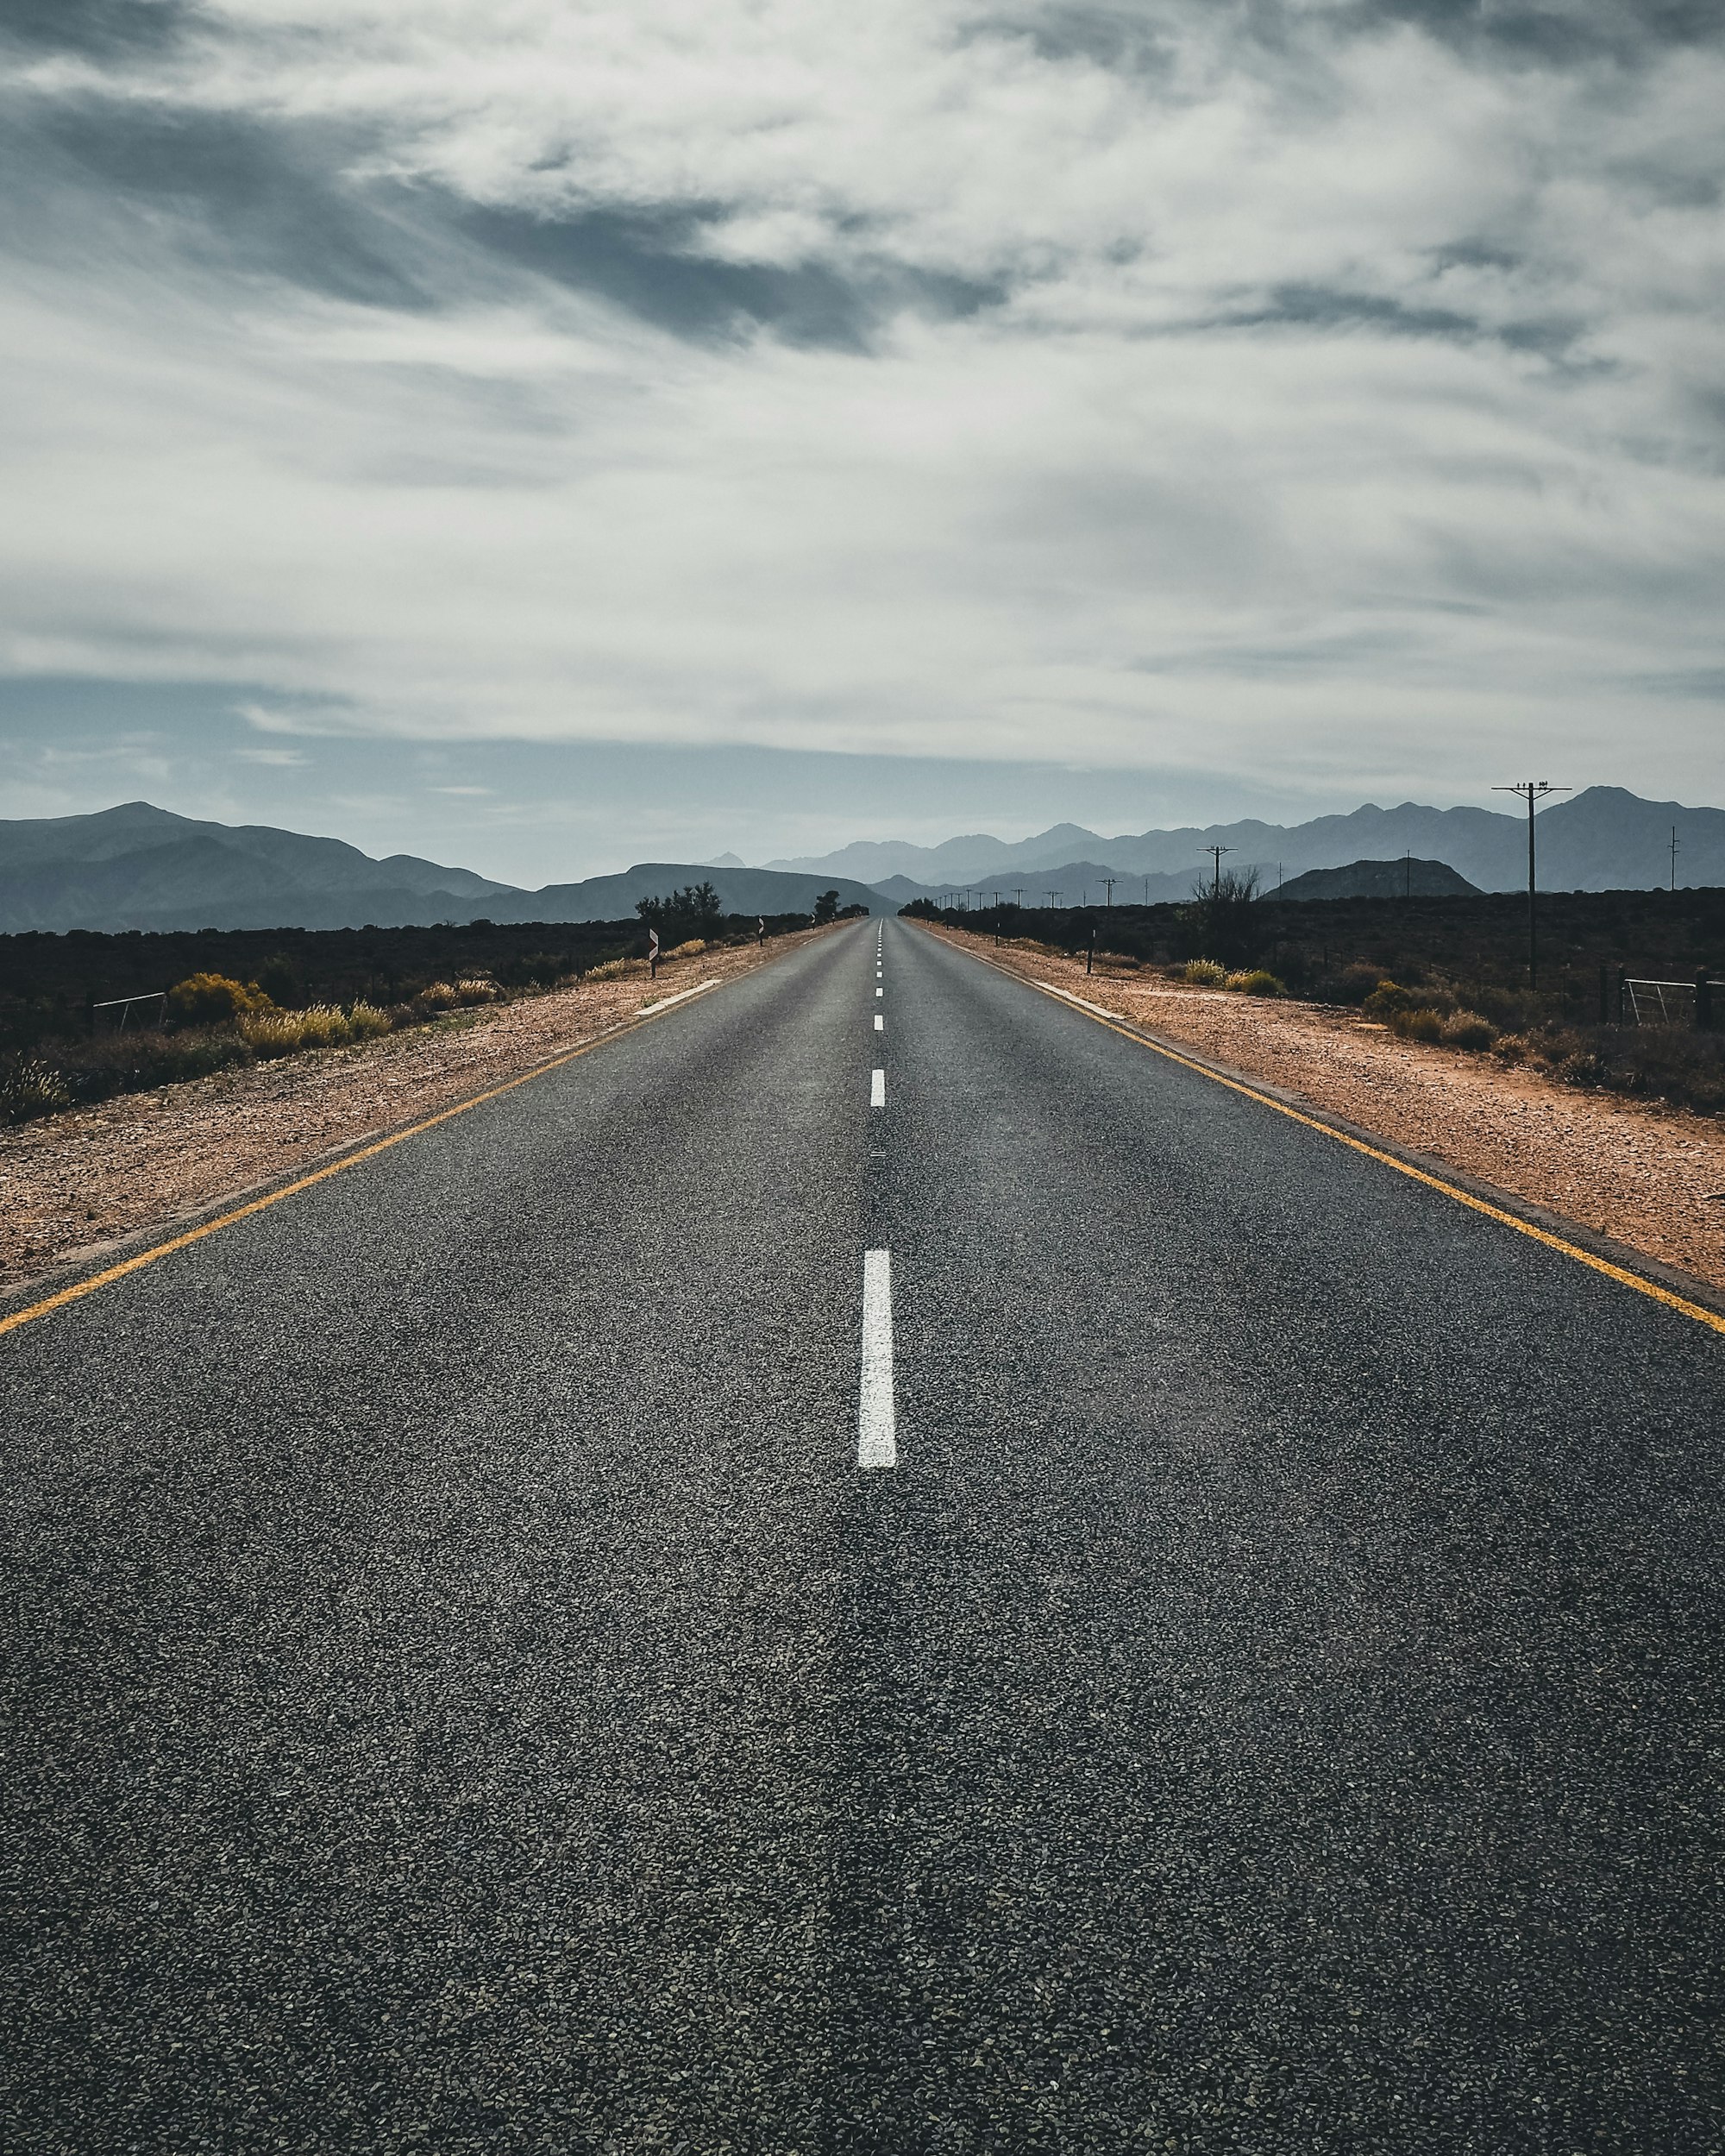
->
[1199,844,1230,898]
[1491,780,1570,988]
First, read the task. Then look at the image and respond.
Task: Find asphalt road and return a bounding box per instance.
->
[4,918,1723,2154]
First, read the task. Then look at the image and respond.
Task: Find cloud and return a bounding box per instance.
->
[0,0,1721,816]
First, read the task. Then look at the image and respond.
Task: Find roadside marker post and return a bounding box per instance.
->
[648,928,660,980]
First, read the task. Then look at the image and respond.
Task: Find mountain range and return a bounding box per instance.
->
[772,788,1724,902]
[0,803,878,934]
[0,787,1719,936]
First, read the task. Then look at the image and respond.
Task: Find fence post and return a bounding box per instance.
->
[1617,965,1627,1025]
[1697,968,1714,1033]
[1598,963,1608,1025]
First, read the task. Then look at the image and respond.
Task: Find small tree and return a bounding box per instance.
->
[637,882,724,937]
[812,889,841,924]
[1177,867,1264,969]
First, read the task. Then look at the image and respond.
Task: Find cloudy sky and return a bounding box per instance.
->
[3,0,1722,883]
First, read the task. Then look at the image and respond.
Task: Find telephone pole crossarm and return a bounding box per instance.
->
[1491,780,1570,989]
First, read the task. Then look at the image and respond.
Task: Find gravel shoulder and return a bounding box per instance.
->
[932,924,1725,1298]
[0,931,826,1296]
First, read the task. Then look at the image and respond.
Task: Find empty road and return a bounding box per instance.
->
[5,917,1723,2153]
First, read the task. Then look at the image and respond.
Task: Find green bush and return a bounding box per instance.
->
[1182,959,1227,986]
[1225,969,1285,996]
[1441,1009,1497,1049]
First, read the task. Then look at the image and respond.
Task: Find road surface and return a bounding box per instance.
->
[4,917,1722,2153]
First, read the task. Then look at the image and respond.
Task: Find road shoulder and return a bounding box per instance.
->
[929,922,1725,1311]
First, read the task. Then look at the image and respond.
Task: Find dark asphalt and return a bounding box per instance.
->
[4,918,1722,2153]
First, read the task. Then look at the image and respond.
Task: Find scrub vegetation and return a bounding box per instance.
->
[914,885,1725,1117]
[0,910,813,1123]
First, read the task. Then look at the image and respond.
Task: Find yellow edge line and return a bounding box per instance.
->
[962,939,1725,1340]
[0,989,712,1342]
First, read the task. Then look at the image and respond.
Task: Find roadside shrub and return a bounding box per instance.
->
[1492,1033,1530,1065]
[1225,969,1286,996]
[166,971,273,1024]
[1182,959,1227,986]
[240,1004,354,1057]
[1389,1006,1445,1042]
[1559,1050,1608,1087]
[1336,961,1389,1004]
[346,1001,392,1040]
[1441,1009,1497,1050]
[586,956,649,982]
[297,1004,353,1049]
[0,1053,73,1122]
[667,939,707,959]
[416,981,458,1012]
[1362,979,1421,1020]
[454,978,499,1004]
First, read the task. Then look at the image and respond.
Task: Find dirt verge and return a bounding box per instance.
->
[0,930,829,1297]
[932,925,1725,1298]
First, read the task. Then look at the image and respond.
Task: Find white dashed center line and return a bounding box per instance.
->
[870,1068,886,1107]
[874,1015,883,1031]
[857,1249,896,1470]
[875,987,882,997]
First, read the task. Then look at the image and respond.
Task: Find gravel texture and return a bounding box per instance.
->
[0,932,826,1298]
[4,918,1722,2153]
[934,926,1725,1296]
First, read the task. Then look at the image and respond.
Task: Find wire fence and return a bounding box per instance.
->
[1619,976,1722,1028]
[91,990,167,1034]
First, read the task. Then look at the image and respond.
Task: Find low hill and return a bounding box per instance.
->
[1275,858,1482,902]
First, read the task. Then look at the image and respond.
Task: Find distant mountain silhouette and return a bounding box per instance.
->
[0,805,879,933]
[0,802,513,933]
[1275,858,1482,902]
[781,788,1725,900]
[7,788,1717,934]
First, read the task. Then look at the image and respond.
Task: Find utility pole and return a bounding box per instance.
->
[1101,877,1115,907]
[1012,888,1026,909]
[1044,890,1061,909]
[1671,825,1680,892]
[1491,780,1569,988]
[1403,849,1413,901]
[1200,844,1230,898]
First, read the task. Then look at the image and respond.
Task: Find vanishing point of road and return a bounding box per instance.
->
[5,919,1722,2153]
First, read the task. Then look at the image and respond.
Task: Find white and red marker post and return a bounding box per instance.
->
[648,927,660,980]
